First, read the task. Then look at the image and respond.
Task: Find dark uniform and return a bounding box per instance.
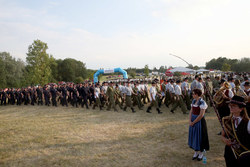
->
[61,85,68,107]
[72,86,79,107]
[36,86,43,105]
[106,83,117,111]
[81,83,89,109]
[50,86,57,107]
[43,87,50,106]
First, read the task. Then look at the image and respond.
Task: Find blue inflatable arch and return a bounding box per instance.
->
[94,68,128,83]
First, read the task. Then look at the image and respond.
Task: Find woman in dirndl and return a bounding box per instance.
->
[188,88,210,161]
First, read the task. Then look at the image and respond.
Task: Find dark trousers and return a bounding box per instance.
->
[16,97,21,105]
[45,97,50,106]
[61,96,68,106]
[72,97,78,107]
[82,97,89,109]
[52,97,57,107]
[1,98,6,105]
[224,145,237,167]
[38,97,43,105]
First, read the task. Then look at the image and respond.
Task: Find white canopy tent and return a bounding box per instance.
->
[196,68,210,72]
[169,67,195,73]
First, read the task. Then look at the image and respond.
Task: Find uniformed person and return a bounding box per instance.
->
[72,84,79,107]
[143,81,150,104]
[50,84,57,107]
[92,83,102,110]
[81,82,89,109]
[61,84,68,107]
[168,80,175,107]
[221,96,250,167]
[181,77,191,110]
[36,85,43,105]
[123,81,136,113]
[132,82,143,110]
[114,84,123,109]
[159,80,167,108]
[171,80,188,114]
[146,81,162,114]
[43,86,50,106]
[106,82,117,111]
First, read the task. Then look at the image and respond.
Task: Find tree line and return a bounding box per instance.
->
[205,57,250,72]
[1,39,249,88]
[0,40,94,88]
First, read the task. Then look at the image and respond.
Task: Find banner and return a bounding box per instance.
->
[104,69,114,74]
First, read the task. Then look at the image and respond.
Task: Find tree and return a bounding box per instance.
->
[74,76,84,83]
[221,63,231,72]
[86,69,96,80]
[205,57,237,70]
[49,56,58,83]
[231,57,250,72]
[26,40,53,85]
[144,65,149,76]
[187,64,194,69]
[193,66,199,70]
[57,58,87,82]
[159,66,167,73]
[0,52,25,88]
[0,56,6,88]
[127,68,136,78]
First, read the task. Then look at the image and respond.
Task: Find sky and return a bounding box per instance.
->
[0,0,250,70]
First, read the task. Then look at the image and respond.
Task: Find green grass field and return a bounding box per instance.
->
[0,105,226,167]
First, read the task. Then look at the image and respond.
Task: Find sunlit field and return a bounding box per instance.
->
[0,105,225,167]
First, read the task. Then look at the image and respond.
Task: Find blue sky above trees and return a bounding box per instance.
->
[0,0,250,69]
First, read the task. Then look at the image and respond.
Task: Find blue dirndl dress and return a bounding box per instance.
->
[188,98,209,151]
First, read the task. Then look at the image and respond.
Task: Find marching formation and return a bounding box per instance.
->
[0,74,249,116]
[0,72,250,166]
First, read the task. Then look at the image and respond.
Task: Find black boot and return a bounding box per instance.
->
[157,108,162,114]
[123,106,127,111]
[165,103,169,108]
[146,107,152,113]
[131,107,136,113]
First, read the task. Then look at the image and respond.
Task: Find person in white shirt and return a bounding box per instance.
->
[146,81,162,114]
[164,80,171,107]
[197,77,204,95]
[168,80,175,107]
[143,81,150,104]
[123,81,136,113]
[170,80,188,114]
[92,83,102,110]
[120,82,126,106]
[191,75,199,92]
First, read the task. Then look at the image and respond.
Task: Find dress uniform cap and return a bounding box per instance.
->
[227,95,246,107]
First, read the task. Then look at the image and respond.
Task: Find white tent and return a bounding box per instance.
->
[169,67,194,73]
[196,68,209,72]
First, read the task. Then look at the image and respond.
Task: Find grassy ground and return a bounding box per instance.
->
[0,104,225,167]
